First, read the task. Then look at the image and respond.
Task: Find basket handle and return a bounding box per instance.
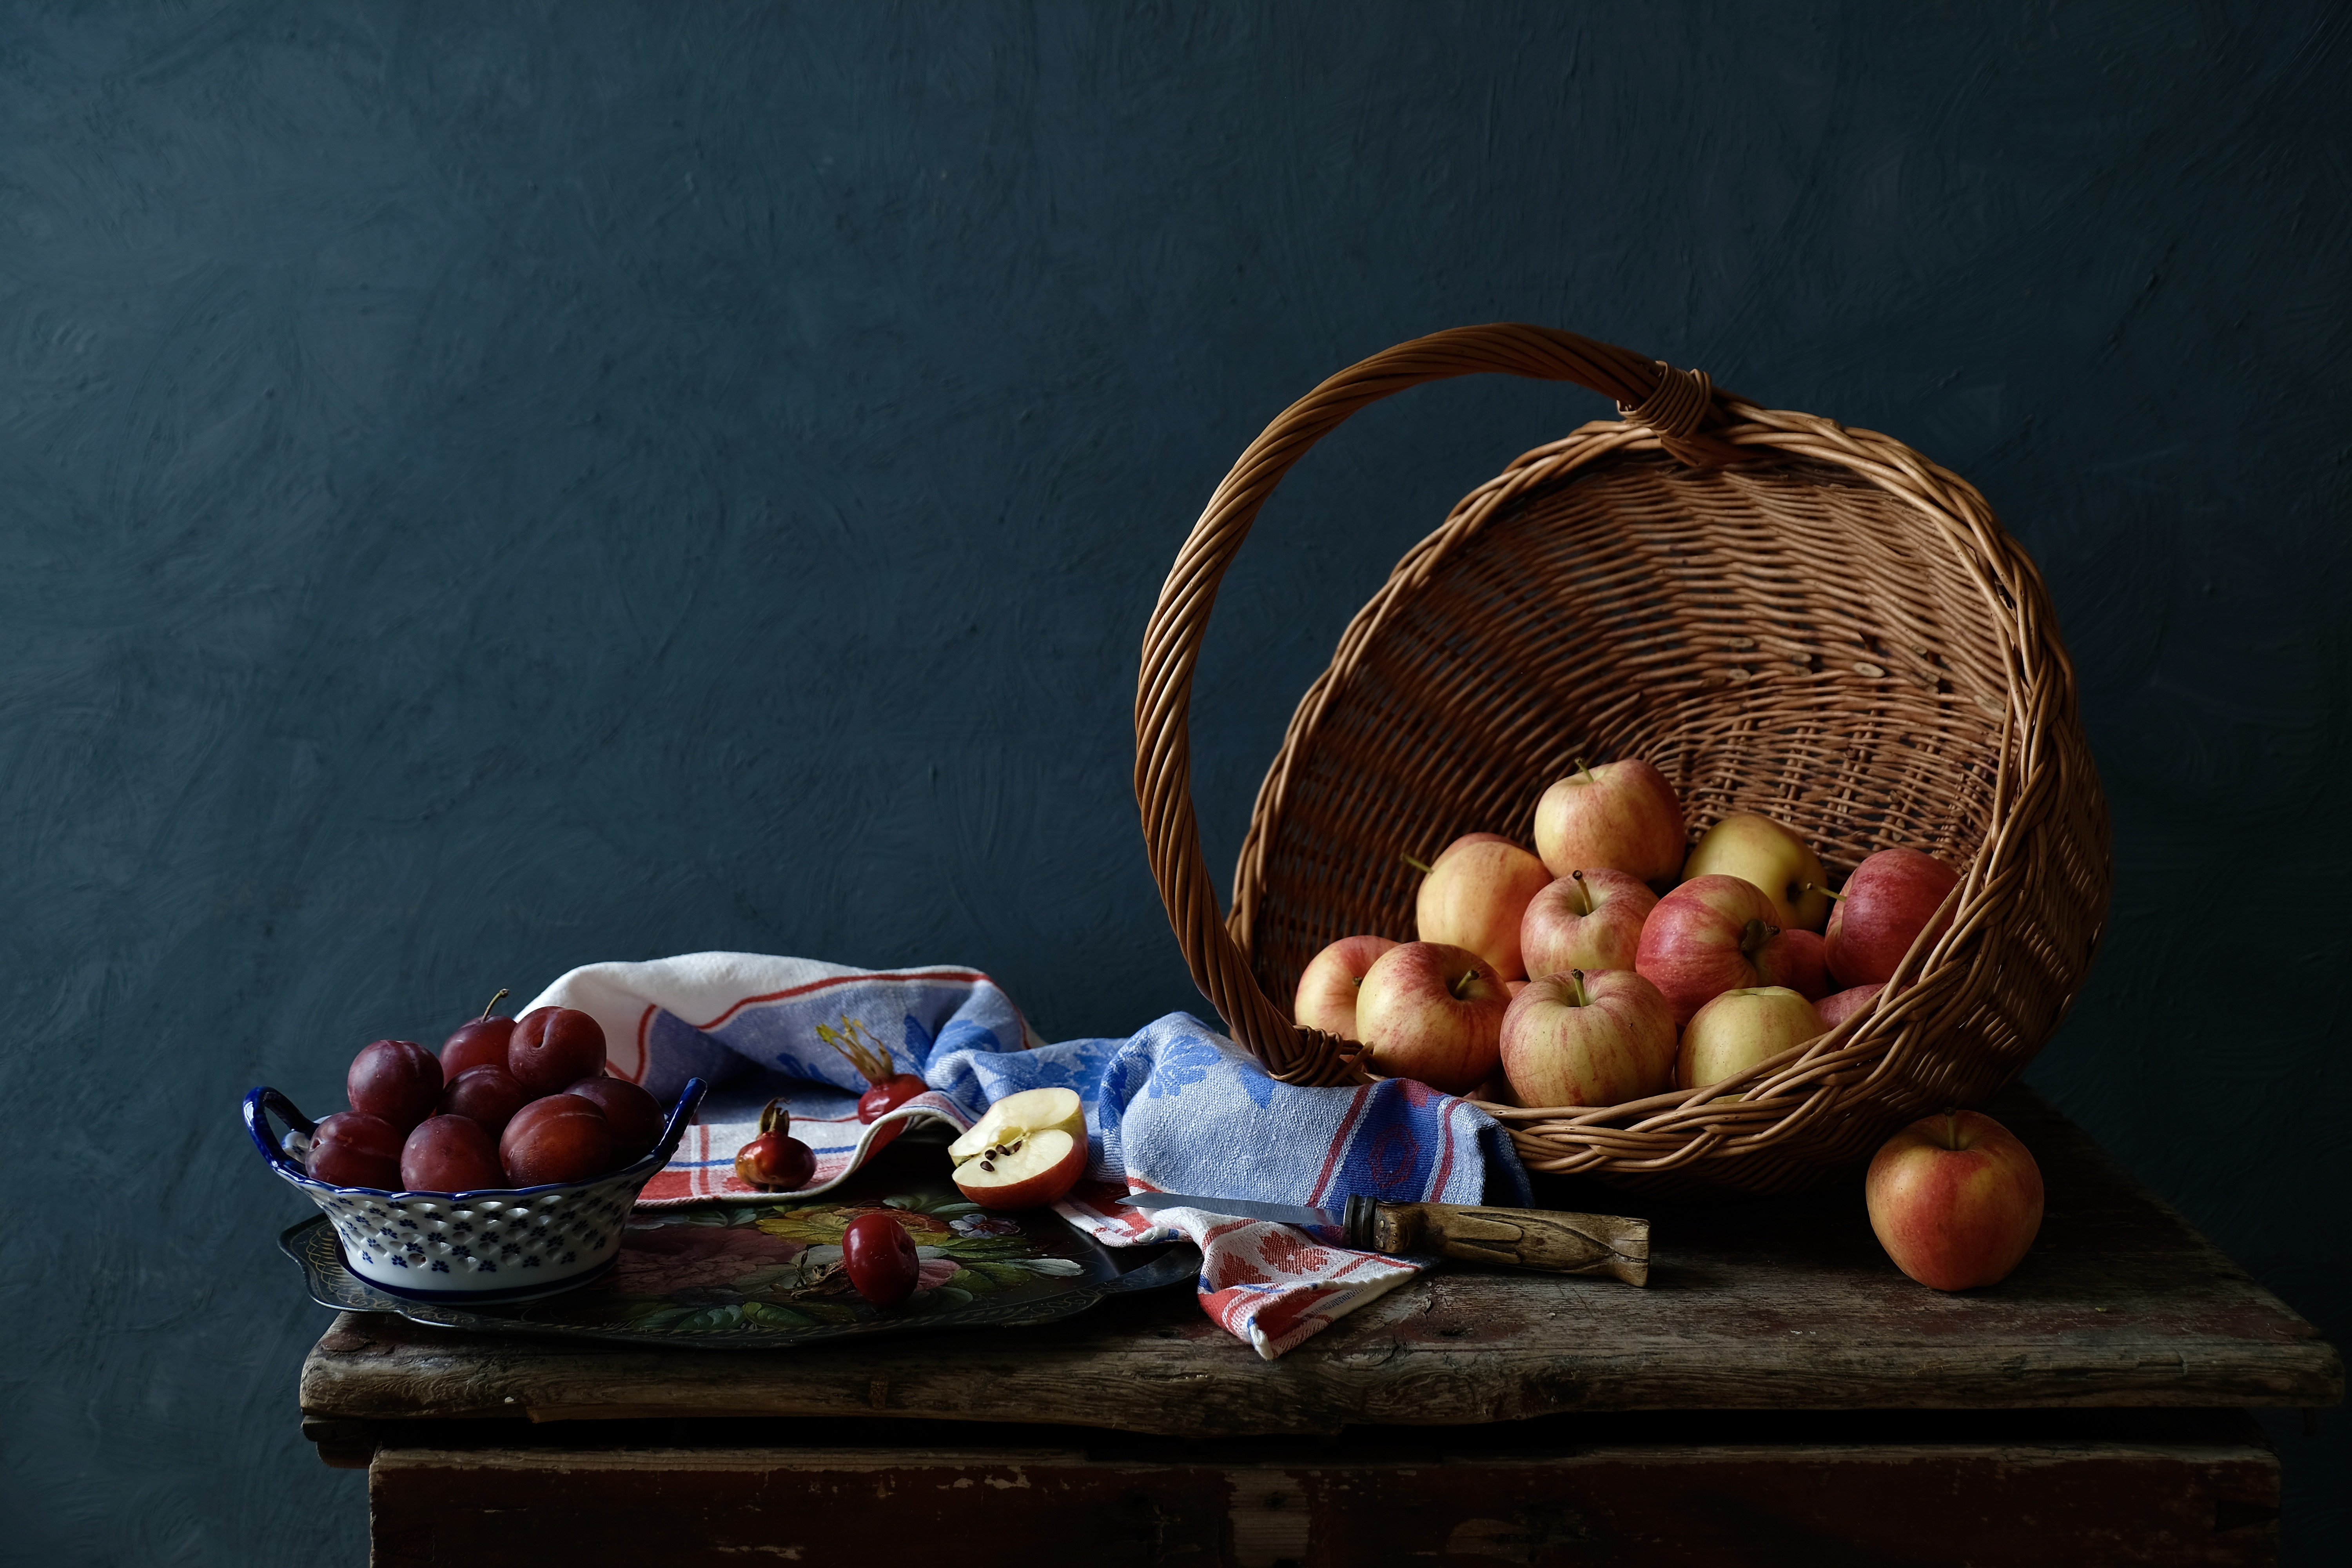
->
[1134,324,1740,1082]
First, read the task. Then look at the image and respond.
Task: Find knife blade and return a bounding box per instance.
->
[1122,1193,1341,1227]
[1120,1192,1648,1285]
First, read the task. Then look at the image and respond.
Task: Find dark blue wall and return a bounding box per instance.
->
[2,4,2343,1562]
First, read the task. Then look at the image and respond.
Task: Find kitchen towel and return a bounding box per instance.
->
[525,952,1530,1357]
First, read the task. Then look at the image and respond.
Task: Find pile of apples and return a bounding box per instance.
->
[1293,759,1962,1109]
[304,996,667,1193]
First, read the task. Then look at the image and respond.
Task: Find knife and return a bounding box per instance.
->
[1122,1192,1648,1286]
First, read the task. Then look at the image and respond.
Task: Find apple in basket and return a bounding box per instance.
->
[1499,968,1676,1108]
[1354,941,1509,1095]
[1533,759,1685,886]
[1414,833,1552,980]
[1827,847,1961,988]
[1775,927,1831,1001]
[1818,983,1884,1031]
[1634,874,1799,1026]
[949,1087,1089,1209]
[1676,986,1825,1099]
[1294,934,1401,1039]
[1682,813,1833,933]
[1520,868,1657,980]
[1866,1109,2044,1290]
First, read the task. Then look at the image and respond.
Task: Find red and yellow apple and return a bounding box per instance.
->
[1532,759,1685,886]
[1293,934,1401,1040]
[1775,927,1831,1000]
[1865,1109,2043,1290]
[1415,833,1552,980]
[1633,874,1797,1025]
[1827,847,1960,987]
[1817,983,1884,1030]
[1682,813,1832,932]
[1520,868,1657,980]
[949,1087,1089,1209]
[1499,968,1676,1108]
[1676,985,1824,1097]
[1355,941,1509,1095]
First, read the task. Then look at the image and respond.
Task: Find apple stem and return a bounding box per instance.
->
[1942,1109,1961,1150]
[1450,967,1478,999]
[1401,853,1433,876]
[1570,869,1593,916]
[1569,969,1591,1007]
[1806,882,1846,902]
[1575,756,1595,786]
[478,987,509,1022]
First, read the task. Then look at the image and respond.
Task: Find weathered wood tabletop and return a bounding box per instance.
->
[301,1087,2340,1440]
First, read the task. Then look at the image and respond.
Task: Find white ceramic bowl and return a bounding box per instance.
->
[243,1079,707,1304]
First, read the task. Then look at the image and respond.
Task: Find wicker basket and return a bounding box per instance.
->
[1134,324,2110,1195]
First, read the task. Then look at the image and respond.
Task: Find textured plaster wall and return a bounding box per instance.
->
[0,3,2343,1562]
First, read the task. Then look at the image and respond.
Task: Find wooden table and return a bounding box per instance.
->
[299,1089,2340,1565]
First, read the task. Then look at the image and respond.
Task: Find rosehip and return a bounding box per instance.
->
[733,1099,815,1191]
[347,1040,444,1132]
[841,1211,921,1308]
[857,1074,929,1123]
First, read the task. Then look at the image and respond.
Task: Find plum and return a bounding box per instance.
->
[400,1114,505,1192]
[346,1040,443,1132]
[508,1007,607,1094]
[307,1111,404,1189]
[499,1093,613,1186]
[439,1064,534,1136]
[565,1076,664,1164]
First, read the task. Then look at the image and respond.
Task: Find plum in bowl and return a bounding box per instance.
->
[242,1078,707,1304]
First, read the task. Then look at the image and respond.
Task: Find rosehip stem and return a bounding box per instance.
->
[479,987,509,1021]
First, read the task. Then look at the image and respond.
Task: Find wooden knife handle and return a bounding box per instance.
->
[1347,1198,1650,1285]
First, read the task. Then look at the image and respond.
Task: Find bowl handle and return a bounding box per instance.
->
[1135,325,1741,1083]
[242,1087,318,1179]
[652,1078,711,1164]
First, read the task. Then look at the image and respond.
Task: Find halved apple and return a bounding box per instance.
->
[948,1087,1089,1210]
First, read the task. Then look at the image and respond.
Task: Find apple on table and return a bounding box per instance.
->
[1866,1109,2043,1290]
[1682,812,1833,933]
[1355,940,1510,1096]
[1500,967,1676,1108]
[950,1087,1090,1209]
[1533,759,1685,887]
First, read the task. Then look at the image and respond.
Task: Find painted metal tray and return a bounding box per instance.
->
[281,1170,1198,1347]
